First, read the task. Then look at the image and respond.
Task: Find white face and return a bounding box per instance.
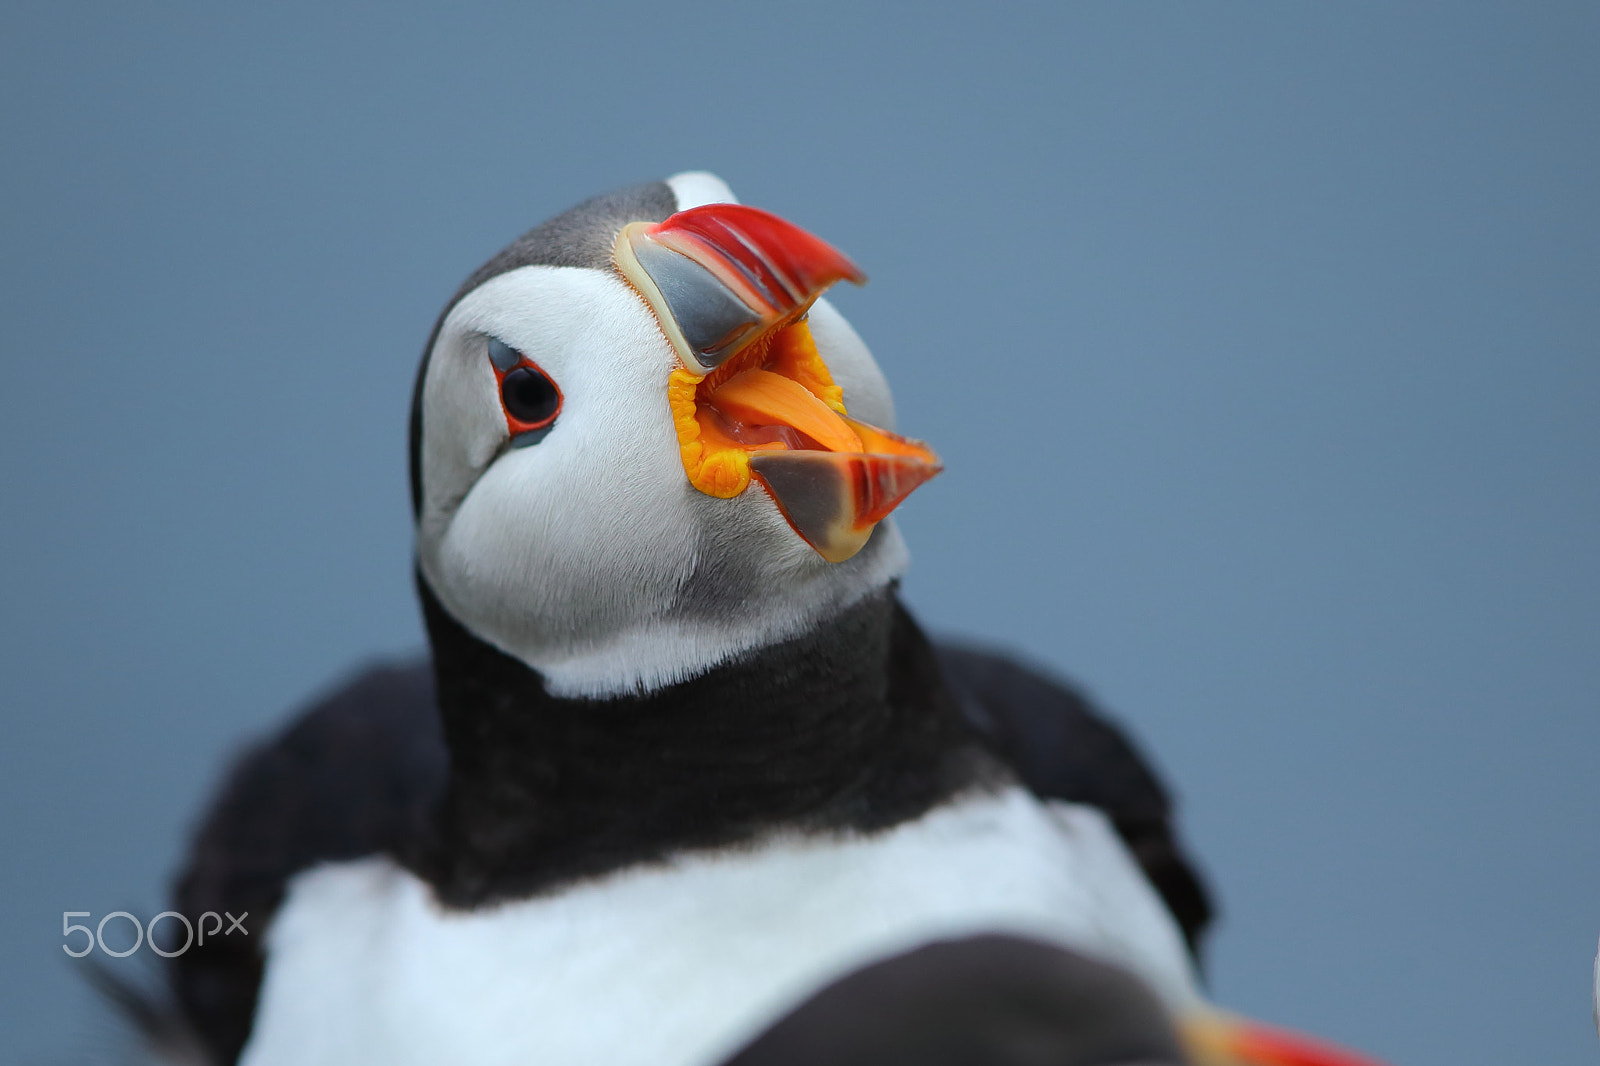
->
[414,264,908,698]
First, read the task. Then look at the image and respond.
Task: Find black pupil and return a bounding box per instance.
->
[501,366,559,426]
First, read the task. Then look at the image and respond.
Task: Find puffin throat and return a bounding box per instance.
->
[415,576,988,908]
[617,203,941,563]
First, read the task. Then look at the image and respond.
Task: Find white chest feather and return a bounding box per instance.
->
[240,788,1199,1066]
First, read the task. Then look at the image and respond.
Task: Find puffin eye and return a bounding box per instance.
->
[499,365,563,448]
[502,366,561,425]
[486,336,563,445]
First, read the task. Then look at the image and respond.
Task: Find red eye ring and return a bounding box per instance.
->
[486,338,563,442]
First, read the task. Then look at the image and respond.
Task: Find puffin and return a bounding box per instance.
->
[152,172,1387,1066]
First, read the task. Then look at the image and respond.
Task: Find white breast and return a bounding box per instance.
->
[239,787,1200,1066]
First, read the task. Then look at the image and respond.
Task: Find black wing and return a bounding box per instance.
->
[935,643,1215,962]
[169,659,445,1065]
[718,934,1187,1066]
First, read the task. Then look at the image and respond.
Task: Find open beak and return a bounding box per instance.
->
[615,203,941,563]
[1181,1010,1392,1066]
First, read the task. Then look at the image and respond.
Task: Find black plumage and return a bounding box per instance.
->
[939,645,1215,960]
[165,592,1210,1065]
[171,662,445,1064]
[717,934,1190,1066]
[414,583,990,908]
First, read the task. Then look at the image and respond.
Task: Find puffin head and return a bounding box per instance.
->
[410,172,940,697]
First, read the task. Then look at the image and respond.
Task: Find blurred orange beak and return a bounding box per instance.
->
[1183,1010,1392,1066]
[616,203,941,563]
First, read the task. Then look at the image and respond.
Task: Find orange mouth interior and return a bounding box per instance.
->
[668,318,851,498]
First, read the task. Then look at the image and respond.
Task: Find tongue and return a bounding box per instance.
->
[706,370,864,454]
[703,366,942,562]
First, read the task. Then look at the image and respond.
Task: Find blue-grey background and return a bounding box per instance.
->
[2,2,1595,1063]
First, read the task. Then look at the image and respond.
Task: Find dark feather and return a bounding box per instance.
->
[167,661,446,1065]
[158,612,1210,1064]
[718,934,1188,1066]
[413,585,986,908]
[936,643,1215,961]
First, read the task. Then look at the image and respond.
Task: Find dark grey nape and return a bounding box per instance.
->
[448,180,679,293]
[408,179,681,517]
[718,934,1190,1066]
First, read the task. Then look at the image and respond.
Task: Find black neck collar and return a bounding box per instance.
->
[414,575,989,907]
